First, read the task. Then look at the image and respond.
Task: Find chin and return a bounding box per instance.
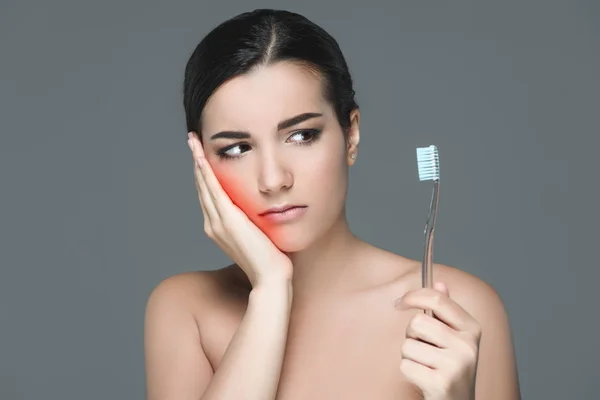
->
[266,227,314,253]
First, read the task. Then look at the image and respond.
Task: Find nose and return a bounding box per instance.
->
[257,152,293,194]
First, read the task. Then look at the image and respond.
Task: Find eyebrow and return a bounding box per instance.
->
[209,112,323,140]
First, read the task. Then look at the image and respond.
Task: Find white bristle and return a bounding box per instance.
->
[416,145,440,181]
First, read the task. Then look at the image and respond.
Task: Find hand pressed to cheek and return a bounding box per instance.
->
[203,154,286,244]
[209,166,262,221]
[187,132,251,214]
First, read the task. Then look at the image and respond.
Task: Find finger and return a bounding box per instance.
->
[396,288,476,332]
[188,133,212,198]
[406,312,456,349]
[195,160,221,220]
[190,133,230,205]
[189,137,220,223]
[400,358,435,391]
[434,281,449,295]
[401,338,442,369]
[196,175,213,225]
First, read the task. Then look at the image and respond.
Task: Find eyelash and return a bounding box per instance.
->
[215,129,323,160]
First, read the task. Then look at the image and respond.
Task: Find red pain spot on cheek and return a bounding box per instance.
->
[212,168,282,243]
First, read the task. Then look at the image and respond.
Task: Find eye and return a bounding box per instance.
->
[286,129,322,145]
[216,143,251,159]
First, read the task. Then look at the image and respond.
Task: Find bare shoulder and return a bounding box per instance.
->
[433,263,510,325]
[431,266,520,397]
[146,264,249,320]
[146,270,214,313]
[356,244,508,320]
[144,265,249,399]
[143,268,228,361]
[398,261,520,398]
[374,246,510,324]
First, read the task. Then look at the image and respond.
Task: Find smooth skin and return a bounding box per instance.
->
[144,62,520,400]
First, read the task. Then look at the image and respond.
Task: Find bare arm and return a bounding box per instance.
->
[201,280,292,399]
[398,265,520,399]
[144,275,292,400]
[440,266,521,399]
[469,282,521,399]
[145,130,297,398]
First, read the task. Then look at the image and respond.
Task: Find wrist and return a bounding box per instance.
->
[250,278,293,306]
[252,277,292,294]
[252,265,293,289]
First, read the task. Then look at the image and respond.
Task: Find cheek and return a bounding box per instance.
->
[308,141,348,190]
[212,165,280,239]
[212,166,254,214]
[311,143,349,214]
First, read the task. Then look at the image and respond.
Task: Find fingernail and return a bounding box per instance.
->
[196,157,204,168]
[187,139,193,151]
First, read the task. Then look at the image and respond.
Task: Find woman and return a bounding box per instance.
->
[144,9,520,400]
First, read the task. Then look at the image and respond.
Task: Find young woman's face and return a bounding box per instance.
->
[200,61,359,252]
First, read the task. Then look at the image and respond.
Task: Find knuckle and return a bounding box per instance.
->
[410,312,421,325]
[401,342,408,356]
[218,211,233,227]
[399,358,412,375]
[465,326,482,346]
[211,223,225,238]
[431,292,443,307]
[220,222,234,237]
[203,223,213,238]
[413,312,428,327]
[401,338,413,354]
[462,341,479,362]
[432,291,448,308]
[404,324,415,338]
[220,216,233,232]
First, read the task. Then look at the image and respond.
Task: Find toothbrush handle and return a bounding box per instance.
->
[422,180,439,317]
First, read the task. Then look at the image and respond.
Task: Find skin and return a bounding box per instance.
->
[144,61,521,399]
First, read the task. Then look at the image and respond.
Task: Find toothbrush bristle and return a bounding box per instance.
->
[416,145,440,181]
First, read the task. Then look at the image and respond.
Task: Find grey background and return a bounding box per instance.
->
[1,0,598,399]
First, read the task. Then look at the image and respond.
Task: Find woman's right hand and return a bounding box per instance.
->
[187,131,293,287]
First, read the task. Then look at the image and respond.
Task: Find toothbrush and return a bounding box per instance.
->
[416,145,440,317]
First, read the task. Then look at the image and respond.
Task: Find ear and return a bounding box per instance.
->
[346,108,360,166]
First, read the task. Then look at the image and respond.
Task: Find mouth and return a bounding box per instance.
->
[260,205,306,215]
[259,205,308,222]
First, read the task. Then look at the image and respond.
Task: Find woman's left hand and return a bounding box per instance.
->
[394,282,482,400]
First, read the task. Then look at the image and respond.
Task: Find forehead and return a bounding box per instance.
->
[202,62,330,133]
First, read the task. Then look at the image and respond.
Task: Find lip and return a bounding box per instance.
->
[260,204,304,215]
[259,205,308,222]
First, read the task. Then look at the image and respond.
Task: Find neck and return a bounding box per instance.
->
[286,211,365,301]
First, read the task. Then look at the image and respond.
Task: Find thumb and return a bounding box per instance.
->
[433,281,450,295]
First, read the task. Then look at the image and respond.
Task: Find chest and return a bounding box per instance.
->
[273,300,422,399]
[204,293,423,399]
